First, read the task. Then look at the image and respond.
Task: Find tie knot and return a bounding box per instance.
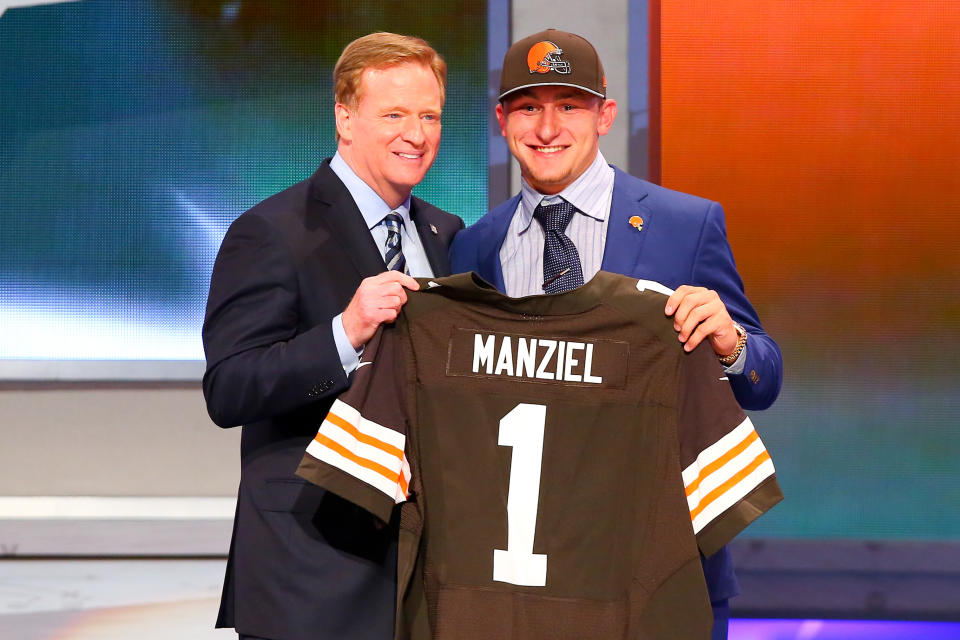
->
[532,200,576,233]
[383,212,404,232]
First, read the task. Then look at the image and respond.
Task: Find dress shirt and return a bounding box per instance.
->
[500,151,614,298]
[329,152,435,375]
[499,151,746,372]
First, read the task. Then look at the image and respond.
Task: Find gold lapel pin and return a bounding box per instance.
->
[429,223,439,235]
[629,215,644,231]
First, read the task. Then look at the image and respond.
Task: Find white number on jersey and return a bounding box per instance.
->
[493,403,548,587]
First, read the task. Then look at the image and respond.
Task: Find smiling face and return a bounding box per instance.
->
[336,62,443,208]
[497,85,617,195]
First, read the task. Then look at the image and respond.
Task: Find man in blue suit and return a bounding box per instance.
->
[450,28,783,639]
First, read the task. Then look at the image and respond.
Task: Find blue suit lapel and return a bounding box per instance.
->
[479,194,520,292]
[601,167,653,276]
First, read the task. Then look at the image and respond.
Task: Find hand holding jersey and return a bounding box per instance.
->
[665,285,741,357]
[342,271,421,349]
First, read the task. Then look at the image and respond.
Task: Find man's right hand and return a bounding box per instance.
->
[342,271,420,349]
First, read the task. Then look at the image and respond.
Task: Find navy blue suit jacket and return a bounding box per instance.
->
[449,166,782,602]
[203,159,463,640]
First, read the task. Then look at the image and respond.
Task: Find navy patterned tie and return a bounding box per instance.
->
[532,199,584,293]
[382,212,407,274]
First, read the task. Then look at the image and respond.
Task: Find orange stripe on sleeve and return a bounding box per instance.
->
[314,433,401,486]
[689,450,772,522]
[326,411,404,460]
[685,430,759,498]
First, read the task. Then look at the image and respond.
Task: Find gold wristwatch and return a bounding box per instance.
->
[718,322,747,366]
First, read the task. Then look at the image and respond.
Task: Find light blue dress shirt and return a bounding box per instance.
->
[329,152,435,375]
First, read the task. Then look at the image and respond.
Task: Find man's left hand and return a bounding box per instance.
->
[664,285,739,357]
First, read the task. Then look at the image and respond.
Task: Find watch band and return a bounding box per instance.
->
[718,322,747,366]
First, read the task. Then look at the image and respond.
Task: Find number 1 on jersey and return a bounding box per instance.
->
[493,403,548,587]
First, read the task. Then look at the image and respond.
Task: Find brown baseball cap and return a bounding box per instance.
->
[499,28,606,100]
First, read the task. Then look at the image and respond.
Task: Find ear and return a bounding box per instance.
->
[596,98,618,136]
[335,102,352,143]
[495,102,508,138]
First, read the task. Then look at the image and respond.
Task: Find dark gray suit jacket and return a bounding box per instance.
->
[203,159,463,639]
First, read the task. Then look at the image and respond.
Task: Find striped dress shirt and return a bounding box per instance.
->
[500,151,615,298]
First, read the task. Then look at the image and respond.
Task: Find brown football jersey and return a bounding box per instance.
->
[297,271,782,640]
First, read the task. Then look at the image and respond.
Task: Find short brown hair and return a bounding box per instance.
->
[334,32,447,112]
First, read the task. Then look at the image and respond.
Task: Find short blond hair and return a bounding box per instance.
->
[334,32,447,112]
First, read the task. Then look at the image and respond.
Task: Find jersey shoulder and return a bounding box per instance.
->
[592,271,679,343]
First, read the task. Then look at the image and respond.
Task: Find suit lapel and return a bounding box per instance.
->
[601,168,653,276]
[482,195,520,292]
[308,161,385,279]
[411,199,451,277]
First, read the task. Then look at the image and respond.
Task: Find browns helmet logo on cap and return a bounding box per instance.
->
[526,41,571,75]
[499,29,606,100]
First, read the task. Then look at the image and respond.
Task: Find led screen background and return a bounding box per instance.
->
[659,1,960,539]
[0,0,487,369]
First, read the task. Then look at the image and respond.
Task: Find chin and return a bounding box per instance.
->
[528,171,571,191]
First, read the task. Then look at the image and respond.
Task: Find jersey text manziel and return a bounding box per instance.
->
[471,332,604,383]
[297,271,782,640]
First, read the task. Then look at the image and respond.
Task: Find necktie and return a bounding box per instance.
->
[532,199,584,293]
[382,212,407,274]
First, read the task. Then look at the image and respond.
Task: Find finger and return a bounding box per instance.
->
[378,294,405,312]
[673,291,711,332]
[379,283,409,307]
[399,273,420,291]
[677,299,720,341]
[376,306,400,324]
[683,322,714,352]
[375,270,420,291]
[664,285,698,316]
[682,310,727,350]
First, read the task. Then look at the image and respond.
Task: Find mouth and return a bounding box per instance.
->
[528,145,567,154]
[394,151,423,160]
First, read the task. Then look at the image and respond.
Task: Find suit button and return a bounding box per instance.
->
[308,381,334,399]
[749,370,760,384]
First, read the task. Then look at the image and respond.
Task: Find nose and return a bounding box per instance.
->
[402,117,425,146]
[534,108,558,142]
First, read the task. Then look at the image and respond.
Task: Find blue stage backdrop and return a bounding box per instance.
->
[0,0,487,375]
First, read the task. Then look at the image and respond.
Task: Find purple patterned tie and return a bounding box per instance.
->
[532,200,584,293]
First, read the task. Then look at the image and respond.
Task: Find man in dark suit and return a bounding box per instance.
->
[449,29,783,639]
[203,32,463,640]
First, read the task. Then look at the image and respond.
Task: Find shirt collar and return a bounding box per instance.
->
[517,151,612,233]
[330,152,412,229]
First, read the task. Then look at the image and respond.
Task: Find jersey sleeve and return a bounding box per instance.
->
[676,342,783,557]
[296,324,411,523]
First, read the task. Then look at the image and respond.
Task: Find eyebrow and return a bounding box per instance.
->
[507,89,596,103]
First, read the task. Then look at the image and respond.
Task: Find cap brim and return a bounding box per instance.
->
[498,81,606,101]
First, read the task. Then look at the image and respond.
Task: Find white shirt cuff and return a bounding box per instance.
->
[332,313,362,376]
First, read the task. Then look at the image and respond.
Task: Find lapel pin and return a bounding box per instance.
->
[629,215,644,232]
[429,223,438,235]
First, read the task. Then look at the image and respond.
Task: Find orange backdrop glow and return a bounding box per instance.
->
[658,1,960,538]
[660,1,960,309]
